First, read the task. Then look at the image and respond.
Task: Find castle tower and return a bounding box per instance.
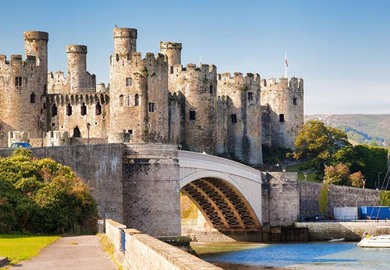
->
[217,73,263,166]
[66,45,88,92]
[261,77,304,149]
[109,27,169,143]
[160,42,182,68]
[113,27,137,59]
[24,31,48,75]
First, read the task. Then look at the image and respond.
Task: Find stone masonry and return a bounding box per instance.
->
[0,27,304,166]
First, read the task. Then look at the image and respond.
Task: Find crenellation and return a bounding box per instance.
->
[0,26,304,166]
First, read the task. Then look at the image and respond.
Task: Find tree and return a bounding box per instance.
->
[0,149,97,233]
[323,163,350,185]
[349,171,364,188]
[293,120,351,175]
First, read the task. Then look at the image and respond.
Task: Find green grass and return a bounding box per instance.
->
[286,163,320,183]
[0,234,59,266]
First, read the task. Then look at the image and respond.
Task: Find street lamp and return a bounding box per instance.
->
[378,172,382,190]
[86,123,91,144]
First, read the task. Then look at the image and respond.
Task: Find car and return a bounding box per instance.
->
[10,142,32,148]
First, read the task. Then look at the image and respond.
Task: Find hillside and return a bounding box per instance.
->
[305,114,390,146]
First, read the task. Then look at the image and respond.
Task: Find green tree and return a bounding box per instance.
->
[0,149,97,234]
[294,120,350,175]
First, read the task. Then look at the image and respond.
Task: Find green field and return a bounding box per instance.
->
[286,163,319,182]
[0,234,59,266]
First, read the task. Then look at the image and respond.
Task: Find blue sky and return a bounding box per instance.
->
[0,0,389,115]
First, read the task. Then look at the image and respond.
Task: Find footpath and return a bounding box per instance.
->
[7,235,117,270]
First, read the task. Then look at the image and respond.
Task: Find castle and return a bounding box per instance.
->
[0,27,304,166]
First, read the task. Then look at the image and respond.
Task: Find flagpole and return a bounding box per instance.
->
[284,52,288,78]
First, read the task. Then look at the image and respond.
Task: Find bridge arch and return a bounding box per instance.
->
[178,150,263,232]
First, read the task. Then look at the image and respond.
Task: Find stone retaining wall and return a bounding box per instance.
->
[105,219,222,270]
[295,221,390,241]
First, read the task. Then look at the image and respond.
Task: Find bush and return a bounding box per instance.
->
[0,149,97,234]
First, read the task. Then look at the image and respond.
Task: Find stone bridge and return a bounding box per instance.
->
[178,150,262,231]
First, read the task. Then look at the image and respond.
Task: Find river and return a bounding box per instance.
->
[191,242,390,270]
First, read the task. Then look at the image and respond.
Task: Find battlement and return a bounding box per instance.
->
[0,54,38,67]
[24,31,49,41]
[160,42,182,50]
[171,63,217,74]
[261,77,303,90]
[113,27,137,39]
[66,45,87,54]
[217,72,260,85]
[48,92,109,106]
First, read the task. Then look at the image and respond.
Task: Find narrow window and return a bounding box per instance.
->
[81,102,87,116]
[30,93,36,103]
[73,126,81,137]
[15,77,22,87]
[123,130,133,142]
[51,104,57,117]
[170,66,174,74]
[209,84,213,94]
[279,114,285,122]
[189,110,196,120]
[43,103,46,109]
[293,97,297,105]
[231,114,237,123]
[134,94,139,106]
[148,102,155,112]
[96,102,102,115]
[126,95,130,106]
[119,95,124,106]
[116,54,119,61]
[247,92,253,101]
[126,77,132,86]
[66,103,72,116]
[43,84,47,93]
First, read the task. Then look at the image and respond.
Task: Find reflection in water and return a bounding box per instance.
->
[194,242,390,270]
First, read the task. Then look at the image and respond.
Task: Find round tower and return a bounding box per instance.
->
[24,31,49,75]
[113,27,137,58]
[160,42,182,67]
[66,45,87,92]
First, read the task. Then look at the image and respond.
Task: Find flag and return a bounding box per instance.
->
[285,56,288,67]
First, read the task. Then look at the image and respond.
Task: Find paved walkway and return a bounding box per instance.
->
[10,235,117,270]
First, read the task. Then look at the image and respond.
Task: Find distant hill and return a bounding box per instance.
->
[305,114,390,146]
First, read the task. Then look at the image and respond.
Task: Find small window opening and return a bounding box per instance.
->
[231,114,237,123]
[189,110,196,120]
[96,102,102,115]
[148,102,155,112]
[134,94,139,106]
[51,104,57,117]
[30,92,36,103]
[43,102,46,109]
[279,114,285,122]
[247,92,253,101]
[119,95,124,106]
[15,77,22,87]
[43,84,47,93]
[209,84,213,94]
[116,54,119,61]
[126,77,133,86]
[123,129,133,143]
[66,103,72,116]
[73,126,81,138]
[293,97,297,105]
[126,96,130,106]
[170,66,174,74]
[81,103,87,116]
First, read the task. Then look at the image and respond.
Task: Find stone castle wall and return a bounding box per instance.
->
[0,26,305,166]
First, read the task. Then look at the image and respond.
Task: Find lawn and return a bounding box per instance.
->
[286,163,320,183]
[0,234,59,266]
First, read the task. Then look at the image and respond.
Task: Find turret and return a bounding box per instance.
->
[66,45,88,92]
[113,27,137,59]
[160,42,182,68]
[24,31,48,74]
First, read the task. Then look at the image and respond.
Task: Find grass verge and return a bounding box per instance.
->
[98,234,123,270]
[0,234,59,267]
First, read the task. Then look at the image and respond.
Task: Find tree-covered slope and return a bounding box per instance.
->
[305,114,390,146]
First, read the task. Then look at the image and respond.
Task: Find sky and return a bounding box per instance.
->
[0,0,389,115]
